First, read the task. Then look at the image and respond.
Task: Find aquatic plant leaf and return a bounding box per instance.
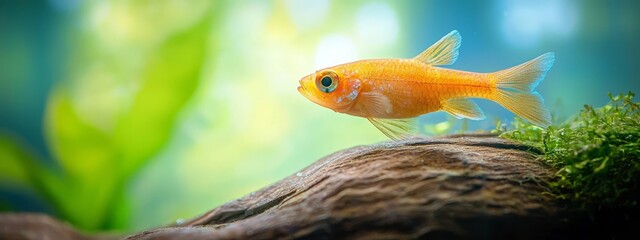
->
[113,13,211,179]
[45,89,118,229]
[0,134,34,188]
[0,133,66,214]
[40,5,214,230]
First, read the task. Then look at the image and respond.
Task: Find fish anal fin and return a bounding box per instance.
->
[361,92,393,116]
[441,98,486,120]
[368,117,419,140]
[414,30,461,66]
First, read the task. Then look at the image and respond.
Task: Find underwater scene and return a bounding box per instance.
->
[1,0,639,233]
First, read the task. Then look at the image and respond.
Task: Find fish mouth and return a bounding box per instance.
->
[297,80,308,97]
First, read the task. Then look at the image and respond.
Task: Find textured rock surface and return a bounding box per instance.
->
[1,135,567,239]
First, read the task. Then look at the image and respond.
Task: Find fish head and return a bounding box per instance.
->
[297,68,361,113]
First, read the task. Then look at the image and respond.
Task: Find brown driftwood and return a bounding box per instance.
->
[2,135,577,239]
[130,135,563,239]
[0,213,116,240]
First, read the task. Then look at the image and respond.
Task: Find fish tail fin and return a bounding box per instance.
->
[490,52,555,127]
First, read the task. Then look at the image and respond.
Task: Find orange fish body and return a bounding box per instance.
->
[298,30,554,139]
[325,59,493,118]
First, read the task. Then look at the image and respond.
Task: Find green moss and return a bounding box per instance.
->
[497,92,640,209]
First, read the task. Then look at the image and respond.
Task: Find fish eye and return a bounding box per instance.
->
[321,76,332,87]
[316,71,339,93]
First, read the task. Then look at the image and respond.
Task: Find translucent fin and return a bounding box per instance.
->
[368,118,419,140]
[493,91,551,127]
[491,52,554,128]
[413,30,461,66]
[493,52,555,92]
[361,92,392,116]
[441,98,486,120]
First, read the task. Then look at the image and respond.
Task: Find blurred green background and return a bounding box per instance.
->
[1,0,639,233]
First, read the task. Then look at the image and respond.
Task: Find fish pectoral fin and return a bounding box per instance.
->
[368,117,419,140]
[414,30,461,66]
[361,92,393,115]
[441,98,486,120]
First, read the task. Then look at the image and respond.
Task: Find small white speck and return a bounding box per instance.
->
[346,90,359,101]
[296,172,303,177]
[353,80,361,88]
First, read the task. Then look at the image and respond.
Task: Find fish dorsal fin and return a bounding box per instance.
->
[361,92,393,115]
[368,117,419,140]
[441,98,486,120]
[414,30,461,66]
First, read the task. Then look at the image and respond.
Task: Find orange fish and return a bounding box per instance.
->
[298,30,555,139]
